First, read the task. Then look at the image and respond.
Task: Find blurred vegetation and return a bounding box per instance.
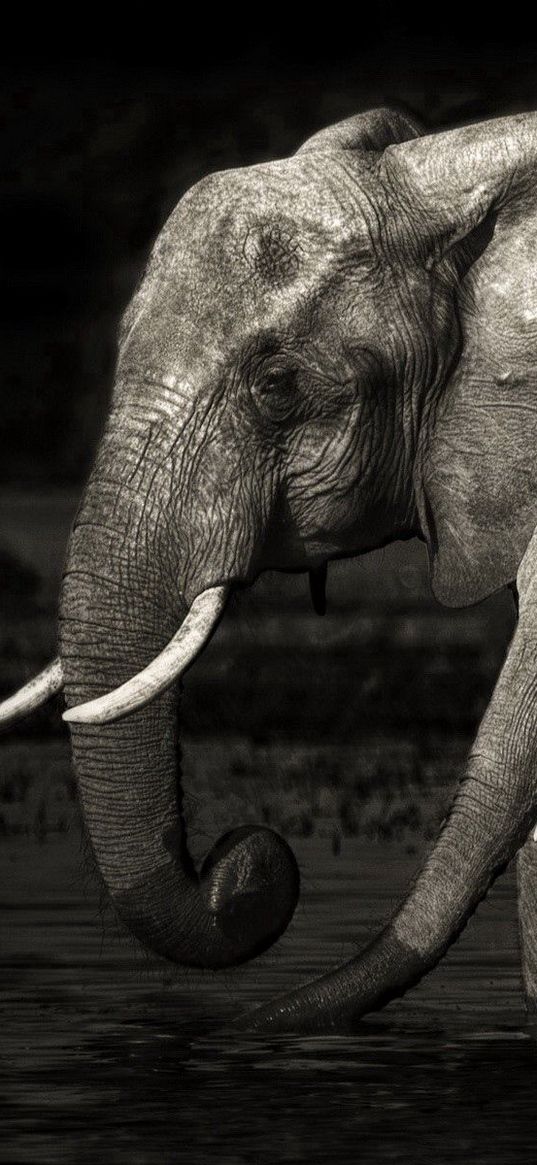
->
[0,735,456,849]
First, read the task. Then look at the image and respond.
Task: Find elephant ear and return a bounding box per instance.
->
[297,107,423,154]
[382,112,537,263]
[384,114,537,605]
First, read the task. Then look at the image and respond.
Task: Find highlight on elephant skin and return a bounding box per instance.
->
[4,104,537,1032]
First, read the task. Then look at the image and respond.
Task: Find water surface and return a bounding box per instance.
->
[2,825,534,1164]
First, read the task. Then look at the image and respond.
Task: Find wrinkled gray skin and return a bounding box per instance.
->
[59,107,537,1032]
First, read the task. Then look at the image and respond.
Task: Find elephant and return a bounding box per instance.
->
[3,105,537,1034]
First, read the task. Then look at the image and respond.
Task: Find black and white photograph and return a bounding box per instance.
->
[2,12,537,1163]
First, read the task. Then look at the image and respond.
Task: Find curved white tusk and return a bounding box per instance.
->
[63,585,228,726]
[0,657,64,728]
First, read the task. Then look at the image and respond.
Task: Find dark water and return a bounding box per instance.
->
[1,826,535,1164]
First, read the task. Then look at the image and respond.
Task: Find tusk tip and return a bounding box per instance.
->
[63,705,102,725]
[63,708,82,724]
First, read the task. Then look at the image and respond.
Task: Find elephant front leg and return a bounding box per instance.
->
[512,571,537,1017]
[518,830,537,1012]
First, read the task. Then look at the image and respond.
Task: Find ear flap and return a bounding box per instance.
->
[383,112,537,262]
[406,114,537,606]
[297,107,423,155]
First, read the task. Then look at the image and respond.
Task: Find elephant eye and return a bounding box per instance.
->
[250,363,299,422]
[265,368,297,395]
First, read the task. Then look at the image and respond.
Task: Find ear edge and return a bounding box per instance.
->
[381,114,537,266]
[384,139,501,266]
[297,106,424,156]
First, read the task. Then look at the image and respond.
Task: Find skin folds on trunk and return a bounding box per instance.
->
[63,586,228,725]
[59,479,299,972]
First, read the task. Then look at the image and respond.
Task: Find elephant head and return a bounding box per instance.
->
[3,107,537,1031]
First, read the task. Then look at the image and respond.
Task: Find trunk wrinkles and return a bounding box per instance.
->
[59,464,299,970]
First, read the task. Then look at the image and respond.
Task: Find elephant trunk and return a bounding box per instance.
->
[59,453,299,971]
[238,542,537,1031]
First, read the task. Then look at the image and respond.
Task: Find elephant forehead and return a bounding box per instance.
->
[181,208,310,299]
[119,156,375,371]
[181,156,367,243]
[166,158,372,292]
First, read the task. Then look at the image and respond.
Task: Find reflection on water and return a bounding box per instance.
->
[1,828,535,1163]
[4,1020,537,1165]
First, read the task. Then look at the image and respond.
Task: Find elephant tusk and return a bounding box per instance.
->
[0,657,64,728]
[63,584,228,725]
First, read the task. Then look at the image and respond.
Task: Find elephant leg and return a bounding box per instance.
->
[517,830,537,1012]
[511,574,537,1015]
